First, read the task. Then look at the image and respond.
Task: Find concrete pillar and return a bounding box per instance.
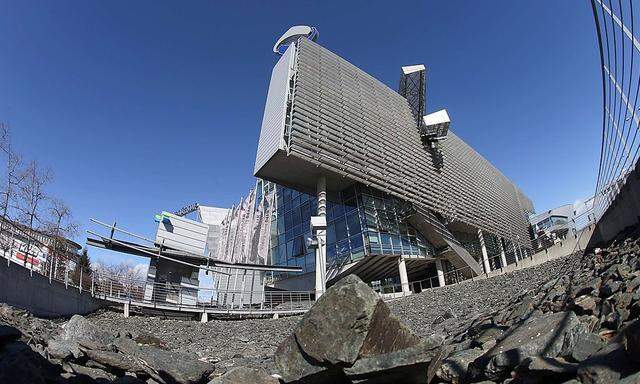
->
[123,302,130,318]
[477,229,491,274]
[315,176,327,299]
[398,257,410,294]
[498,238,507,268]
[435,258,446,287]
[200,312,208,323]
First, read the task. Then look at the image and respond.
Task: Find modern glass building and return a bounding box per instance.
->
[250,27,534,293]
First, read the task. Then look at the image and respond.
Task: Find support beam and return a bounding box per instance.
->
[398,257,410,294]
[499,238,507,268]
[315,175,327,299]
[200,312,208,323]
[123,302,130,318]
[477,229,491,274]
[435,258,446,287]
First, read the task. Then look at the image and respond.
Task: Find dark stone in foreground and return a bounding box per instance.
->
[0,324,21,346]
[344,339,446,384]
[208,366,279,384]
[133,345,215,384]
[274,275,436,383]
[470,311,583,381]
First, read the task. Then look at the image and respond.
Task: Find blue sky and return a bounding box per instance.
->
[0,1,601,267]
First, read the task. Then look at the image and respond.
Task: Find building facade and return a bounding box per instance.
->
[251,29,535,293]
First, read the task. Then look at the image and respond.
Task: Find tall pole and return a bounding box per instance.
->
[315,176,327,299]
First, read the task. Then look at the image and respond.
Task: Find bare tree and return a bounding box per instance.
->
[95,261,146,298]
[0,124,25,248]
[16,160,52,265]
[44,198,79,277]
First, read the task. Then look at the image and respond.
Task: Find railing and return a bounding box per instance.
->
[591,1,640,220]
[372,248,535,299]
[91,274,314,314]
[0,240,315,315]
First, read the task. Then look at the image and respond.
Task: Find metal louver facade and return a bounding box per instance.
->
[254,38,531,247]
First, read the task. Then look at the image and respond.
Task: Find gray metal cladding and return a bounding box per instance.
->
[253,43,295,175]
[286,38,531,244]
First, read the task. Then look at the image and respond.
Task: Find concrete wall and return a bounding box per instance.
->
[0,260,105,318]
[589,163,640,248]
[487,226,594,278]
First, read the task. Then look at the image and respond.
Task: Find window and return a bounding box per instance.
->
[346,211,360,234]
[334,218,348,241]
[292,236,304,258]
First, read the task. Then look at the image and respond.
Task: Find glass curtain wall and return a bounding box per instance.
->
[267,182,434,280]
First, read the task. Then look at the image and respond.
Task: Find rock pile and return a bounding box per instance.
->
[0,307,214,383]
[214,227,640,383]
[3,227,640,383]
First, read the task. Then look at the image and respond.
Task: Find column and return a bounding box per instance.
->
[435,258,446,287]
[498,238,507,268]
[315,176,327,299]
[477,229,491,274]
[398,257,410,294]
[200,312,208,323]
[123,302,130,318]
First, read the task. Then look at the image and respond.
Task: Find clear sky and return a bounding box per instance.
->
[0,1,602,267]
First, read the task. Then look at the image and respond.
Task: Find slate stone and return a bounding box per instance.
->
[275,275,420,383]
[47,338,82,361]
[66,361,117,382]
[207,367,279,384]
[62,315,115,346]
[572,295,597,315]
[620,320,640,363]
[436,347,484,383]
[471,311,583,381]
[600,280,622,297]
[573,277,601,297]
[273,333,331,384]
[515,356,578,382]
[84,349,143,374]
[132,345,215,384]
[344,339,446,384]
[577,342,635,384]
[295,275,418,366]
[562,332,604,363]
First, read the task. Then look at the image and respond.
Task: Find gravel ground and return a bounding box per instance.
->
[87,252,582,373]
[387,251,584,339]
[89,310,301,372]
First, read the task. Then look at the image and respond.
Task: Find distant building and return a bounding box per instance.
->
[529,198,595,251]
[197,205,229,257]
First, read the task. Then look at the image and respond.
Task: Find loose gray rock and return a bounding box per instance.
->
[562,332,604,362]
[577,342,634,384]
[344,339,446,384]
[47,338,82,361]
[436,347,484,383]
[275,275,421,383]
[131,345,215,384]
[65,361,117,381]
[471,311,583,381]
[62,314,114,346]
[207,366,279,384]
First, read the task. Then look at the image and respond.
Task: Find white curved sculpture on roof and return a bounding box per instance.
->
[273,25,319,55]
